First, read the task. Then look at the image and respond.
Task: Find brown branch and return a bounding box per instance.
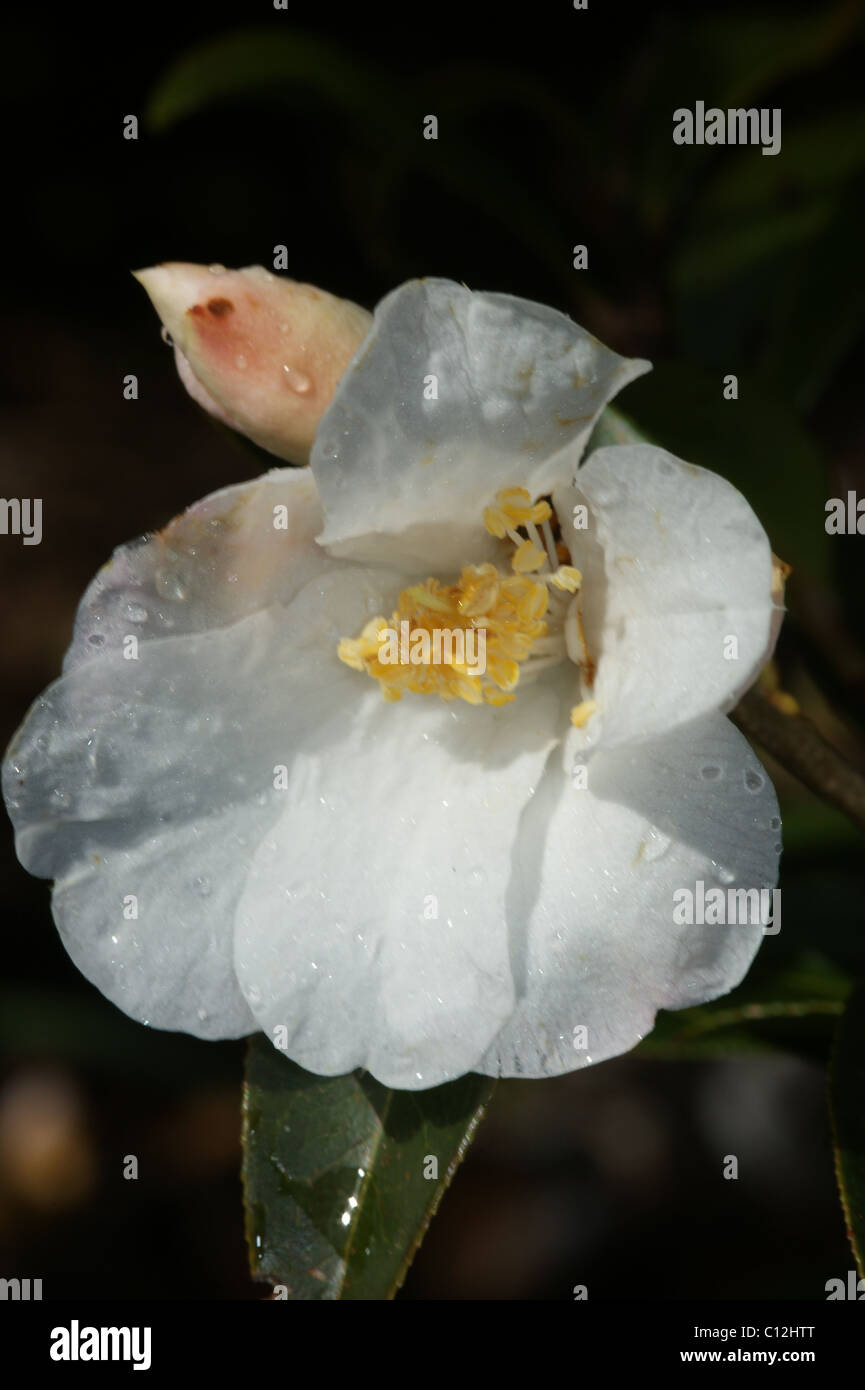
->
[731,688,865,835]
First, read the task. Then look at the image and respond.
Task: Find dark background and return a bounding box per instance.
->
[1,0,864,1299]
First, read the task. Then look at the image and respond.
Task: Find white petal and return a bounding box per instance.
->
[4,469,402,1038]
[233,684,562,1088]
[312,278,650,570]
[64,468,331,670]
[478,712,781,1079]
[554,444,777,752]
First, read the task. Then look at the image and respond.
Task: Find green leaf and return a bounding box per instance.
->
[697,107,865,218]
[829,981,865,1277]
[633,3,862,223]
[586,403,647,451]
[145,28,394,132]
[776,799,863,858]
[242,1036,494,1299]
[637,951,852,1062]
[758,180,865,410]
[617,362,830,579]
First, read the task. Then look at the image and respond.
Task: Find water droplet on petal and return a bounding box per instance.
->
[208,263,227,275]
[195,875,212,897]
[160,325,174,347]
[744,769,764,792]
[770,815,781,830]
[700,763,723,781]
[155,571,187,601]
[126,603,148,624]
[282,365,312,394]
[716,864,736,885]
[87,632,105,647]
[235,353,248,370]
[643,826,673,862]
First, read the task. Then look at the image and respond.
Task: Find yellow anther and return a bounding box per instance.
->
[339,487,580,709]
[337,562,552,707]
[485,487,552,536]
[550,566,581,593]
[570,699,598,728]
[483,506,508,539]
[769,690,800,717]
[404,584,451,613]
[512,539,547,573]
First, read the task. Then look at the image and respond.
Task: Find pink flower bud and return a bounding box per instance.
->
[133,263,372,464]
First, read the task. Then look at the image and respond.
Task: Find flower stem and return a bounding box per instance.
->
[732,689,865,834]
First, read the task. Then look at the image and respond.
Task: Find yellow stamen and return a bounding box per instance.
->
[512,539,547,573]
[550,566,581,592]
[339,486,581,707]
[337,562,551,706]
[570,699,598,728]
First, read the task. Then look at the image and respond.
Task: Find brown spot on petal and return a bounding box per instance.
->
[207,297,234,317]
[555,412,593,427]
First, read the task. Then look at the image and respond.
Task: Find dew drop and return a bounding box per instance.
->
[195,875,212,897]
[716,864,735,885]
[643,826,673,862]
[282,365,312,394]
[197,1007,209,1022]
[35,734,48,752]
[774,840,782,853]
[160,325,174,347]
[208,263,227,275]
[247,985,262,1006]
[155,570,187,601]
[235,353,248,370]
[700,763,722,781]
[126,603,148,624]
[744,769,764,793]
[50,788,70,810]
[770,816,781,830]
[87,632,105,647]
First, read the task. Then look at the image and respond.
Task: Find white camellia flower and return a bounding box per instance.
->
[3,272,783,1090]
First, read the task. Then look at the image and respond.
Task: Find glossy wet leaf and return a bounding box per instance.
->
[829,982,865,1277]
[242,1036,494,1299]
